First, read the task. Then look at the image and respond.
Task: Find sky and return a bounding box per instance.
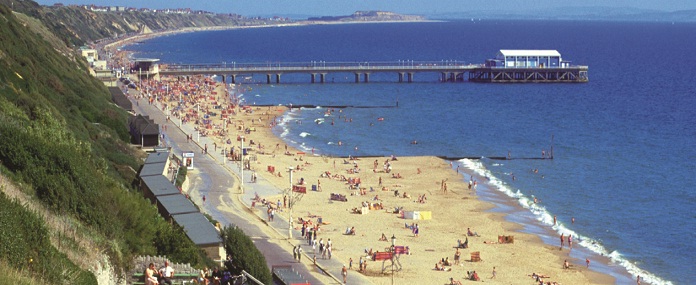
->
[33,0,696,17]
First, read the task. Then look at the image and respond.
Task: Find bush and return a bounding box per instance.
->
[153,221,212,269]
[175,166,187,188]
[221,226,272,285]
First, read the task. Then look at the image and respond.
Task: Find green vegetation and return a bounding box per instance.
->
[221,226,273,285]
[0,259,43,285]
[175,165,188,188]
[0,2,210,281]
[0,191,97,284]
[0,0,267,47]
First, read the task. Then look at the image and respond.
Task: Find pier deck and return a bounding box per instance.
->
[154,61,587,83]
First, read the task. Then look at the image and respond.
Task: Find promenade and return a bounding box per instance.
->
[129,84,372,284]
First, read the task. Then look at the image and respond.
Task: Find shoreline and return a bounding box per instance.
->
[229,103,618,284]
[103,19,439,52]
[105,26,631,284]
[140,72,616,284]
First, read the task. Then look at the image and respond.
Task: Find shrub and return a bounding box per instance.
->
[175,166,187,188]
[221,226,272,285]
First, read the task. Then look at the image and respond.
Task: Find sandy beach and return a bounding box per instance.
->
[127,71,615,285]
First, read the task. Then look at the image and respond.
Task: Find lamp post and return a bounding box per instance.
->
[288,167,294,239]
[391,234,396,285]
[240,135,245,194]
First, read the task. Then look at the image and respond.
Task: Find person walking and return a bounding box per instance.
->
[342,264,348,284]
[327,238,333,259]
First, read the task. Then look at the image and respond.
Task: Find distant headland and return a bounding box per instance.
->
[306,10,426,22]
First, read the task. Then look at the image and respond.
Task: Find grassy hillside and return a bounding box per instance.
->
[0,2,211,281]
[0,0,265,47]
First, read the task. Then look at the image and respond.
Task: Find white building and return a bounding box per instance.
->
[486,50,571,68]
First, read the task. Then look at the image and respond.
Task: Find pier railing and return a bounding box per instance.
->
[163,61,481,72]
[157,61,588,83]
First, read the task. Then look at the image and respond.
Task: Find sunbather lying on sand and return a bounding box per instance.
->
[529,273,551,280]
[434,263,451,271]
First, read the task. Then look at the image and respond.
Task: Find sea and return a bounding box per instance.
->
[128,20,696,284]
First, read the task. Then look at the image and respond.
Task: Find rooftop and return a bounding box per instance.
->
[171,213,222,246]
[144,152,170,165]
[499,50,561,57]
[141,175,179,197]
[133,58,160,62]
[139,162,166,177]
[157,194,199,216]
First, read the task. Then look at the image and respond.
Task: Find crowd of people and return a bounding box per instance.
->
[148,262,242,285]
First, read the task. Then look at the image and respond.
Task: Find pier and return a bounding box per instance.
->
[158,61,482,84]
[152,61,587,84]
[141,50,588,83]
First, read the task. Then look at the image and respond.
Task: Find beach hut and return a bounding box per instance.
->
[128,114,159,147]
[172,213,226,261]
[108,87,133,112]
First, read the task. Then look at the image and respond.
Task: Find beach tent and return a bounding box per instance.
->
[403,211,432,220]
[403,211,420,220]
[420,211,432,220]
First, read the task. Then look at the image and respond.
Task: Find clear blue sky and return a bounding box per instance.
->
[34,0,696,16]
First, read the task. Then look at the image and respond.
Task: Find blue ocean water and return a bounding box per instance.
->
[129,20,696,284]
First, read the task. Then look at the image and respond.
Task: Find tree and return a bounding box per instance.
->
[220,226,272,285]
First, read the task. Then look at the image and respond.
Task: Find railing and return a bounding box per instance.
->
[160,62,589,73]
[162,61,482,72]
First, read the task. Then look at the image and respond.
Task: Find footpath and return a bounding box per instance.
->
[132,91,372,285]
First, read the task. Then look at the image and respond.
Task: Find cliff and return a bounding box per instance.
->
[0,2,211,283]
[0,0,267,47]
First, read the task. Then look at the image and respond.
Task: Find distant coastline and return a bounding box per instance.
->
[104,17,435,51]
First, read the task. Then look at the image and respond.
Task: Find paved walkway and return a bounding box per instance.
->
[131,89,372,285]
